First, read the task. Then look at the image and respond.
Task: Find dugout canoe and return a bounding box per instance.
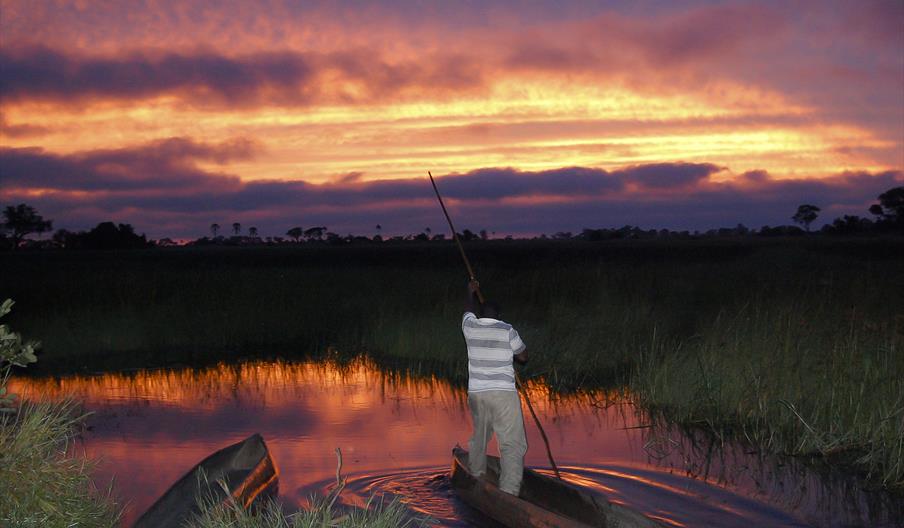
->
[133,433,278,528]
[450,446,661,528]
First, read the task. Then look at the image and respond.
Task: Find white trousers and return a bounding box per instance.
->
[467,390,528,495]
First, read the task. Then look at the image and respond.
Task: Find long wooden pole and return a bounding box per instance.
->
[427,170,561,480]
[516,373,561,479]
[428,171,485,304]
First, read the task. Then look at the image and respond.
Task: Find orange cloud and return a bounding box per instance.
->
[0,1,900,237]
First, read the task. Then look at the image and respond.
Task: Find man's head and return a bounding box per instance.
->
[478,301,501,319]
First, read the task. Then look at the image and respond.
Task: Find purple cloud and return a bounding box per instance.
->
[0,138,256,192]
[0,46,313,105]
[0,46,486,107]
[616,163,721,189]
[437,167,624,200]
[1,139,900,239]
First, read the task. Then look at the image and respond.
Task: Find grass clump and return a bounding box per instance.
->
[189,490,432,528]
[0,298,120,528]
[188,445,433,528]
[631,302,904,491]
[0,400,121,527]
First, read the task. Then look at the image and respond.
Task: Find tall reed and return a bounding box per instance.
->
[631,301,903,490]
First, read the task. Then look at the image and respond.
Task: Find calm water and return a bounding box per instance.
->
[10,359,902,527]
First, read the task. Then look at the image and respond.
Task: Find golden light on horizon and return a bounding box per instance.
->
[3,77,882,186]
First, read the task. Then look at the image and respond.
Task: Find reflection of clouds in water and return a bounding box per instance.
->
[8,359,901,528]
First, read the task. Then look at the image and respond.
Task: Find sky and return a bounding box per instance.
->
[1,0,902,239]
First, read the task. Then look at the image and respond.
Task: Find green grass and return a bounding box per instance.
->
[188,493,433,528]
[632,301,903,491]
[0,399,121,527]
[2,237,902,490]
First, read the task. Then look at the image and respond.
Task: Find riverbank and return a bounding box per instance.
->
[2,237,902,491]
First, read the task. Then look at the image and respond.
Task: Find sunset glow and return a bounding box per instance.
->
[1,1,901,237]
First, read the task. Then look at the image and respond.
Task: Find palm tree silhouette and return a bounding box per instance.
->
[210,223,220,237]
[232,222,241,236]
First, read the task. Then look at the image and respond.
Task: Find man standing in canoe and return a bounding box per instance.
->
[462,279,529,496]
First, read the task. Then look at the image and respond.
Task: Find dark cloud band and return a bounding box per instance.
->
[0,46,485,106]
[1,139,899,238]
[0,47,313,104]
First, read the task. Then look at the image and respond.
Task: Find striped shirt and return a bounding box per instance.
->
[462,311,526,393]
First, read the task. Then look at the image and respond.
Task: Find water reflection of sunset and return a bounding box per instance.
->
[9,359,890,527]
[9,360,637,523]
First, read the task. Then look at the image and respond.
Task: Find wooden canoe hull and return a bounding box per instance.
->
[450,447,661,528]
[133,433,278,528]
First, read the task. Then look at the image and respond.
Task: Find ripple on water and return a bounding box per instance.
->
[294,463,814,527]
[296,467,479,527]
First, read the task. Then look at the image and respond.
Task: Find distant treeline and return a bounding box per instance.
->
[2,186,901,250]
[52,222,153,250]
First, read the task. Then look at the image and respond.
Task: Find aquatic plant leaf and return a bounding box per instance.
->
[0,298,12,318]
[0,299,40,379]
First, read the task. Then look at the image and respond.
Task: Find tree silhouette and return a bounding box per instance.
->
[286,227,303,242]
[2,204,52,249]
[248,227,258,237]
[52,228,73,248]
[303,226,326,241]
[62,222,151,250]
[870,186,903,224]
[826,215,872,235]
[792,204,820,232]
[210,223,220,237]
[232,222,241,236]
[869,204,884,220]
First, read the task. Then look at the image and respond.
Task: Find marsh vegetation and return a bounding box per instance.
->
[2,237,902,497]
